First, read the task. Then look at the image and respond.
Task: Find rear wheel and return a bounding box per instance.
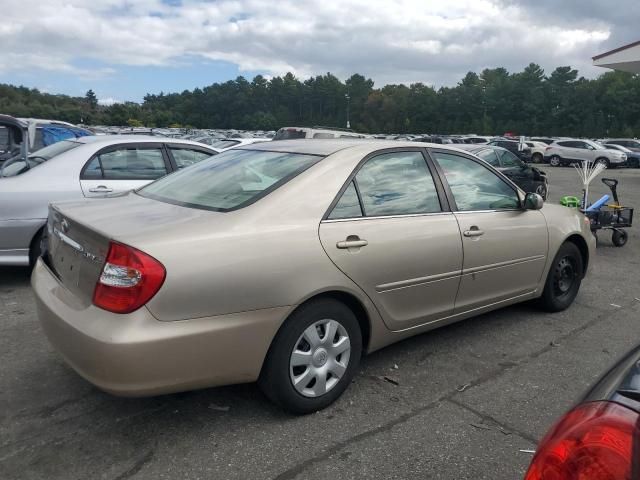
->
[538,242,583,312]
[549,155,561,167]
[259,299,362,414]
[28,228,45,268]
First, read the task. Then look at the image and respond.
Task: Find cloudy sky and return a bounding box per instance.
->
[1,0,636,103]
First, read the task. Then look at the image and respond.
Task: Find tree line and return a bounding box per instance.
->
[1,63,639,137]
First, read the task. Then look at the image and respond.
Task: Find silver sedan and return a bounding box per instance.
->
[0,135,216,266]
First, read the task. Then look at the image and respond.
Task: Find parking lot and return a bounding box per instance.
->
[1,166,639,480]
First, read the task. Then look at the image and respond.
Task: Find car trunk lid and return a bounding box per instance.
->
[46,204,111,305]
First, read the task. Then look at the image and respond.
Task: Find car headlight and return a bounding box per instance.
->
[622,153,627,160]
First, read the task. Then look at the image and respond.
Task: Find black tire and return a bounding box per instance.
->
[612,229,628,247]
[259,299,362,414]
[596,157,610,169]
[538,242,584,312]
[532,153,543,164]
[630,158,640,168]
[549,155,561,167]
[28,228,45,268]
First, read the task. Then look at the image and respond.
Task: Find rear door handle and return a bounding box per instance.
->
[89,186,114,193]
[463,228,484,237]
[337,237,368,249]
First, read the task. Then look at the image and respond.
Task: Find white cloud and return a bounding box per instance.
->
[0,0,621,88]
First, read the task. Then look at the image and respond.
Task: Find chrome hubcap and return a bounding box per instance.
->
[289,319,351,398]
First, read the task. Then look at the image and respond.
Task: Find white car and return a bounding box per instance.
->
[0,135,217,266]
[525,141,549,164]
[544,139,626,168]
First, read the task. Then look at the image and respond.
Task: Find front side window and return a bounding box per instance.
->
[352,151,441,216]
[139,149,322,212]
[169,147,214,169]
[434,152,520,211]
[98,147,167,179]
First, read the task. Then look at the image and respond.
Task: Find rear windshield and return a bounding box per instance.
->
[138,149,323,212]
[274,128,307,140]
[1,140,82,177]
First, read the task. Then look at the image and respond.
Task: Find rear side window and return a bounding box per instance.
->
[328,182,363,219]
[329,151,441,219]
[139,149,322,212]
[169,147,214,169]
[476,149,500,167]
[313,133,335,139]
[96,147,167,179]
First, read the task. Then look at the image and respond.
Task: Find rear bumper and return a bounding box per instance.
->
[32,259,289,396]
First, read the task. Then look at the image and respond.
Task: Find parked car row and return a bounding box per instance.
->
[544,139,627,168]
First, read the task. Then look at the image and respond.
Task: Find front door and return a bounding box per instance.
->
[319,150,463,331]
[431,150,548,313]
[80,143,169,197]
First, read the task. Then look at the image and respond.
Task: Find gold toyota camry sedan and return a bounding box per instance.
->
[32,140,595,413]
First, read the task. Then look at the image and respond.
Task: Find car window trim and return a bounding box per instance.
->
[427,147,523,212]
[321,147,450,221]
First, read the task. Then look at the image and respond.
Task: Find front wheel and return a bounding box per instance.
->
[532,153,543,164]
[259,299,362,414]
[596,158,610,169]
[538,242,583,312]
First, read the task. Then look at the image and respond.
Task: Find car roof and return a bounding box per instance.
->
[235,138,503,158]
[71,135,216,147]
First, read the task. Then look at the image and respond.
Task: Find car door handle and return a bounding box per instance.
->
[88,186,113,193]
[463,228,484,237]
[336,237,368,249]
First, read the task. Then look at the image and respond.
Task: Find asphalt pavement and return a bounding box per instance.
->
[1,166,639,480]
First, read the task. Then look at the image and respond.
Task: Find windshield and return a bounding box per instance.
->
[138,149,323,211]
[1,140,81,177]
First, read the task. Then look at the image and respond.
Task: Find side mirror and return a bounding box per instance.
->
[524,192,544,210]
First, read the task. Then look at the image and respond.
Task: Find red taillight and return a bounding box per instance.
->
[525,401,640,480]
[93,241,166,314]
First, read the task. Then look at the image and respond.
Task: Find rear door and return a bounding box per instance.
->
[430,150,548,313]
[80,143,170,197]
[319,149,463,331]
